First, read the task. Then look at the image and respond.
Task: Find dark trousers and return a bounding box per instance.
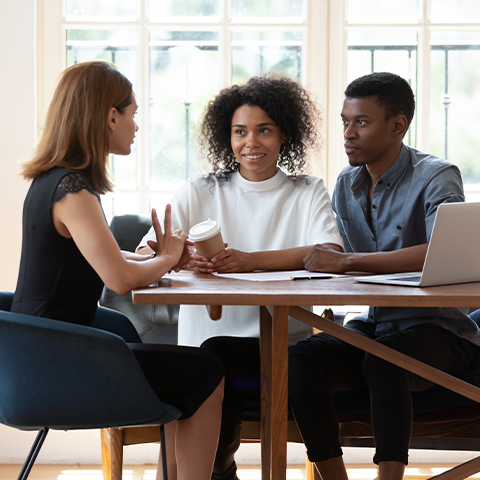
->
[201,336,261,480]
[288,320,475,465]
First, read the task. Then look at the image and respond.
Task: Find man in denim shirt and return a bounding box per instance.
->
[289,72,480,480]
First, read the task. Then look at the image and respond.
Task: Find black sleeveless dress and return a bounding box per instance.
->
[12,167,223,419]
[12,167,103,325]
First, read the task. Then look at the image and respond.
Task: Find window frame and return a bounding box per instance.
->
[329,0,480,198]
[40,0,330,216]
[39,0,480,212]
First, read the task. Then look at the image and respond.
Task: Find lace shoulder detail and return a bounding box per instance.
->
[52,172,97,205]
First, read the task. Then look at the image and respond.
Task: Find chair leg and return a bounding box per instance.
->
[101,428,124,480]
[17,428,49,480]
[306,456,313,480]
[305,456,321,480]
[160,424,168,480]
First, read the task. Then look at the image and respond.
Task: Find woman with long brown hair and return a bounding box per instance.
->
[13,60,224,480]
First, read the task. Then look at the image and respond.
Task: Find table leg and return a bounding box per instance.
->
[260,306,289,480]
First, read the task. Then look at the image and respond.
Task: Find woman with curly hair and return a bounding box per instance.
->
[138,74,344,480]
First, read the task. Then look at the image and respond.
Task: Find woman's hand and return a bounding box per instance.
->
[193,245,254,273]
[172,242,195,271]
[147,240,195,272]
[151,205,188,268]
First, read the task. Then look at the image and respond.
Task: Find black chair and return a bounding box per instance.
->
[99,214,179,344]
[0,291,180,480]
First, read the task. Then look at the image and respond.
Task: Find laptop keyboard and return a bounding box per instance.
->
[388,275,421,282]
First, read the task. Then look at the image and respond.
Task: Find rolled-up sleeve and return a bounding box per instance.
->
[308,179,344,250]
[423,166,465,241]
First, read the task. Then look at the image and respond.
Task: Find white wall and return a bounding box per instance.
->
[0,0,114,465]
[0,2,33,292]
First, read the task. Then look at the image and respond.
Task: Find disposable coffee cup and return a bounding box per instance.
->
[189,219,225,260]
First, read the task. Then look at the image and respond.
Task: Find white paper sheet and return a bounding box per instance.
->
[212,269,337,282]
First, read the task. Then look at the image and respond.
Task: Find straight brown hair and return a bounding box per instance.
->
[22,60,133,194]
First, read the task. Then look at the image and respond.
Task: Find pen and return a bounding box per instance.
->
[291,276,333,281]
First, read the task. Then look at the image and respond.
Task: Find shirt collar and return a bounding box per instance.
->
[380,144,410,189]
[232,168,288,192]
[350,143,410,192]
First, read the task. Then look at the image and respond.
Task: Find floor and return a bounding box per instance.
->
[1,463,480,480]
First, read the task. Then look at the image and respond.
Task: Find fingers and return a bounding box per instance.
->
[147,240,158,251]
[172,229,188,241]
[193,259,214,273]
[192,250,208,261]
[163,204,172,236]
[172,248,194,272]
[151,208,162,236]
[210,250,242,272]
[151,208,165,253]
[210,249,230,263]
[214,261,239,273]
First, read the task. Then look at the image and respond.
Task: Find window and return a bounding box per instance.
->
[42,0,316,219]
[40,1,480,216]
[338,0,480,199]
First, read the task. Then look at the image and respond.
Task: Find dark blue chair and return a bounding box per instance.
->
[0,291,180,480]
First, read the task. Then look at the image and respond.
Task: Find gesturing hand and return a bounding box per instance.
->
[150,205,188,268]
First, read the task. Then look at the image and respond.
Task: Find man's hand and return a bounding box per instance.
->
[304,242,428,274]
[304,244,349,273]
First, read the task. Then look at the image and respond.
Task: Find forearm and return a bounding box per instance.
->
[342,243,428,273]
[122,250,152,261]
[136,245,154,255]
[115,254,176,294]
[250,244,342,271]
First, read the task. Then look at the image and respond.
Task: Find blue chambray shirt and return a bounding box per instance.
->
[332,144,480,346]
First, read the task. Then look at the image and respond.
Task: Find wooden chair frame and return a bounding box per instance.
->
[101,306,480,480]
[101,420,307,480]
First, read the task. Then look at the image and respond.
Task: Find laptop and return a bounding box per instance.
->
[355,202,480,287]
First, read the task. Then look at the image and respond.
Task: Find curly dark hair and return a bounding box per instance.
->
[345,72,416,129]
[198,74,322,183]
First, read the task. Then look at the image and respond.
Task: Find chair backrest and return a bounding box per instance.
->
[91,306,142,343]
[1,291,142,344]
[0,291,14,311]
[109,214,153,252]
[0,309,181,431]
[100,214,179,344]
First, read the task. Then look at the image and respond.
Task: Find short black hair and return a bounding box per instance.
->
[344,72,415,128]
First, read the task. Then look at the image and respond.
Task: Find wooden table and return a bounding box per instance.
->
[133,271,480,480]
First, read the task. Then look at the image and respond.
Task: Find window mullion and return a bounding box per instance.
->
[416,0,431,153]
[326,0,347,191]
[222,0,231,88]
[306,0,328,180]
[140,0,150,213]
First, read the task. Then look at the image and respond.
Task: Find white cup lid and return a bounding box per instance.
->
[189,219,221,242]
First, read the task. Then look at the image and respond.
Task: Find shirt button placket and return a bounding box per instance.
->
[371,203,378,245]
